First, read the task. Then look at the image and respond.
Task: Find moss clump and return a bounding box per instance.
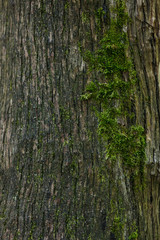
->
[81,0,146,180]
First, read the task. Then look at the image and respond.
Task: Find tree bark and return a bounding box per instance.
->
[0,0,160,239]
[127,0,160,239]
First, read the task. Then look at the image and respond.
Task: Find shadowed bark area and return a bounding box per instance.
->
[0,0,160,239]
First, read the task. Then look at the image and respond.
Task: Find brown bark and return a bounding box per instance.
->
[0,0,160,239]
[127,0,160,239]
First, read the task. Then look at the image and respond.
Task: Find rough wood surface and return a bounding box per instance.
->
[0,0,160,239]
[127,0,160,239]
[0,1,108,239]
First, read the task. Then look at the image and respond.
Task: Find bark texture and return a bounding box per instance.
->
[127,0,160,239]
[0,0,160,239]
[0,1,109,239]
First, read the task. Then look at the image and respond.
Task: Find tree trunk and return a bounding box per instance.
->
[127,0,160,239]
[0,0,159,239]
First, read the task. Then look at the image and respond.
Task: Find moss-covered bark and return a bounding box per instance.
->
[0,0,160,239]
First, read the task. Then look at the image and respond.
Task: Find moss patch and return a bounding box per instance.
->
[81,0,146,182]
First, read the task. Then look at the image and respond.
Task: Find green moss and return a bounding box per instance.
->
[81,12,89,23]
[111,216,125,239]
[65,216,77,240]
[128,230,138,240]
[81,0,146,181]
[95,7,105,31]
[64,2,70,10]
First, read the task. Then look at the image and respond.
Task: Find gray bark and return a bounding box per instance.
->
[0,1,109,239]
[0,0,160,239]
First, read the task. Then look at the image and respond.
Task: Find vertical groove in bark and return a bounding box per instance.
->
[127,0,160,239]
